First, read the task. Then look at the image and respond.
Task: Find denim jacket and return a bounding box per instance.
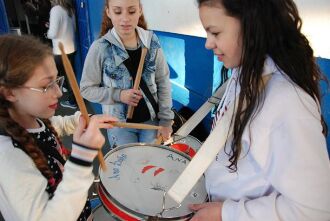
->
[80,27,173,126]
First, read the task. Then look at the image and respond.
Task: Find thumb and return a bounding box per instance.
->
[189,203,208,211]
[75,116,87,137]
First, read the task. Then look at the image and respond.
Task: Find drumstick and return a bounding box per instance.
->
[154,135,163,145]
[126,48,148,119]
[58,42,107,171]
[111,122,161,130]
[154,120,174,145]
[163,136,174,146]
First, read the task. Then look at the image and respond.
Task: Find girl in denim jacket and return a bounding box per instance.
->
[80,0,174,148]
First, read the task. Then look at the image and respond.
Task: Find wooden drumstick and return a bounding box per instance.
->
[126,48,148,119]
[111,122,161,130]
[58,42,107,171]
[154,135,163,145]
[154,120,174,145]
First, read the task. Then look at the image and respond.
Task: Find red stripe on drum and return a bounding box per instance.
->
[153,168,165,176]
[98,184,140,221]
[141,165,156,173]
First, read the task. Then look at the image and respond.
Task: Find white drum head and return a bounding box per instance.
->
[99,144,207,219]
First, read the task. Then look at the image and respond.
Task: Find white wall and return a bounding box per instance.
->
[141,0,204,36]
[141,0,330,58]
[296,0,330,58]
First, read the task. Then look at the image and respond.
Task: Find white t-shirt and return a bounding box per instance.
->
[47,5,76,55]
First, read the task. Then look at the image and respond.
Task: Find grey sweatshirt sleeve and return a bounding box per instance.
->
[155,48,174,127]
[80,41,121,105]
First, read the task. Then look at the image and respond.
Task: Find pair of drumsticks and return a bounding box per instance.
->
[59,43,160,170]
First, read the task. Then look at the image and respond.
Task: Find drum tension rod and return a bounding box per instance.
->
[152,191,182,219]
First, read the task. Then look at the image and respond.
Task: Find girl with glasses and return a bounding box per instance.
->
[0,34,117,220]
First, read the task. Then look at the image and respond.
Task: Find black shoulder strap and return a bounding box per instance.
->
[123,48,159,114]
[138,78,159,114]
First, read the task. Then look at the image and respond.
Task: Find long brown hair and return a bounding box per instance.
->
[198,0,328,171]
[0,35,61,181]
[100,0,148,37]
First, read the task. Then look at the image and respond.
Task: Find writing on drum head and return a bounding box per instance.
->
[167,153,187,164]
[151,182,167,192]
[108,153,127,180]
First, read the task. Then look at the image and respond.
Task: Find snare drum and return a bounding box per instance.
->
[98,144,207,220]
[170,135,202,158]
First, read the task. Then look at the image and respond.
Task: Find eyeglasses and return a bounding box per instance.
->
[21,76,65,94]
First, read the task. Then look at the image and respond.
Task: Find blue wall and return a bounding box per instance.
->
[156,31,221,131]
[85,0,104,42]
[0,0,9,34]
[318,57,330,151]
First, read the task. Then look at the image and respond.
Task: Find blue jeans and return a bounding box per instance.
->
[107,119,158,149]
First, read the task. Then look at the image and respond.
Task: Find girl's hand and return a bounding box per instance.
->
[73,114,118,149]
[189,202,223,221]
[120,89,143,106]
[158,125,173,141]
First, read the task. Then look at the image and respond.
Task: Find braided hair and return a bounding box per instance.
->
[0,35,60,181]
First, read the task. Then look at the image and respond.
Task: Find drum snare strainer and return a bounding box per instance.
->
[98,144,207,220]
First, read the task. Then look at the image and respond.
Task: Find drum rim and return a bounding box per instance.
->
[98,184,141,220]
[172,134,202,145]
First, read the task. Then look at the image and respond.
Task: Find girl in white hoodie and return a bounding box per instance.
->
[189,0,330,220]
